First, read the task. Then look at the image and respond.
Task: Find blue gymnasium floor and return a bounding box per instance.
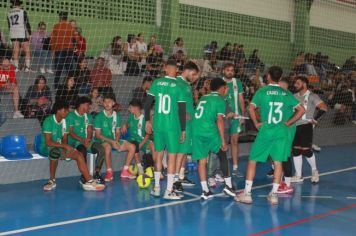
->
[0,144,355,236]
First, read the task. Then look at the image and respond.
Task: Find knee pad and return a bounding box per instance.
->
[303,149,313,158]
[292,148,302,156]
[133,141,140,154]
[49,148,62,161]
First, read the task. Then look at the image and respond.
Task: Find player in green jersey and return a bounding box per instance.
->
[94,94,136,182]
[66,96,106,185]
[144,59,186,200]
[223,63,246,177]
[173,61,200,193]
[42,100,105,192]
[235,66,305,205]
[121,99,155,175]
[192,77,236,200]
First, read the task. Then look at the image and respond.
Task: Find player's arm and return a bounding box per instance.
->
[144,94,155,132]
[178,101,186,143]
[217,114,227,151]
[24,11,31,35]
[68,126,85,143]
[313,101,328,123]
[44,133,71,151]
[249,104,262,129]
[94,128,116,145]
[239,93,246,117]
[285,104,305,127]
[115,127,121,143]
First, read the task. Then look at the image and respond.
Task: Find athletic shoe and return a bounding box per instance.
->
[266,169,274,178]
[46,69,54,74]
[163,190,182,200]
[234,190,253,204]
[13,111,24,119]
[277,182,294,194]
[24,67,34,73]
[180,177,195,187]
[93,172,105,184]
[120,169,136,179]
[223,185,236,197]
[208,177,217,188]
[150,186,161,197]
[312,144,321,152]
[311,170,319,184]
[104,170,114,182]
[290,175,304,183]
[267,192,278,205]
[82,180,105,191]
[43,179,56,191]
[232,169,244,178]
[173,181,184,193]
[201,191,214,200]
[40,68,46,74]
[215,173,225,183]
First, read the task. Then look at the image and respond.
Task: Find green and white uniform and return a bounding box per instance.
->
[177,75,194,154]
[147,76,184,153]
[94,110,123,145]
[127,113,150,152]
[66,110,93,148]
[249,84,300,162]
[192,92,226,160]
[40,114,68,157]
[224,77,244,134]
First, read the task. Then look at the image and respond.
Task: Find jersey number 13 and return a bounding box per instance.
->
[268,102,283,124]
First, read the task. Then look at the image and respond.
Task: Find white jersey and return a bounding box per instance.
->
[7,8,30,39]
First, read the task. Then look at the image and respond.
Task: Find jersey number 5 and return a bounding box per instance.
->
[158,93,171,114]
[195,101,207,119]
[268,102,283,124]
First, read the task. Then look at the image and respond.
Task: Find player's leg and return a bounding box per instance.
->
[102,142,114,182]
[11,40,20,69]
[178,155,195,186]
[43,147,61,191]
[151,131,165,197]
[291,125,304,182]
[91,142,105,183]
[76,144,88,184]
[173,153,186,192]
[303,124,319,183]
[277,157,294,194]
[120,141,140,179]
[231,133,242,176]
[198,158,213,200]
[235,160,255,204]
[21,41,31,71]
[268,161,282,204]
[216,148,236,197]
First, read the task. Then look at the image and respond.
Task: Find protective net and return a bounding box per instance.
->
[0,0,355,150]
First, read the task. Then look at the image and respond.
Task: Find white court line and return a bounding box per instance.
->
[1,165,356,236]
[346,197,356,200]
[301,196,333,199]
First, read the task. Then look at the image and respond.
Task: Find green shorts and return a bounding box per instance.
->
[128,139,151,153]
[192,134,221,160]
[230,119,242,135]
[178,122,192,154]
[153,130,180,153]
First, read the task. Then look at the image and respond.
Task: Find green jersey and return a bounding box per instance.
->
[177,76,194,122]
[251,84,300,139]
[66,110,93,147]
[40,114,68,155]
[147,76,184,133]
[127,113,146,142]
[94,110,121,142]
[193,92,226,137]
[224,77,244,114]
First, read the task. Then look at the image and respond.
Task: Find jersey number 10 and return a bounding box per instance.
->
[158,93,171,114]
[268,102,283,124]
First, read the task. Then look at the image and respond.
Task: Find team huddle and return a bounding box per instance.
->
[41,60,327,205]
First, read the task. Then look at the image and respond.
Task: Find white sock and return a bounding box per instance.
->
[25,59,31,68]
[167,174,174,192]
[123,165,129,170]
[233,165,238,170]
[154,171,161,188]
[137,163,144,175]
[293,155,303,176]
[271,164,274,170]
[224,177,232,188]
[201,181,209,192]
[272,183,280,193]
[245,180,253,193]
[107,168,112,172]
[174,173,179,183]
[306,154,317,171]
[285,177,292,187]
[179,168,185,180]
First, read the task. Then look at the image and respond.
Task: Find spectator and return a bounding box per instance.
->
[146,46,163,77]
[124,34,140,76]
[170,50,186,73]
[50,11,77,89]
[7,0,32,72]
[147,35,163,55]
[342,56,356,72]
[23,75,51,124]
[131,76,153,104]
[136,33,147,67]
[90,57,113,96]
[218,42,233,61]
[55,75,79,109]
[101,36,124,75]
[0,27,9,58]
[201,52,218,78]
[328,83,353,125]
[73,27,86,57]
[203,41,218,56]
[69,20,77,28]
[30,21,53,74]
[0,57,23,118]
[247,49,264,70]
[89,88,102,117]
[172,37,187,58]
[234,44,246,68]
[304,53,318,76]
[74,56,91,95]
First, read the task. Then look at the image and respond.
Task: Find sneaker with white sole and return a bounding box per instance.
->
[180,177,195,187]
[43,179,56,191]
[312,144,321,152]
[277,182,294,194]
[267,192,278,205]
[232,169,244,178]
[234,190,253,204]
[223,185,236,197]
[40,68,46,74]
[82,180,105,191]
[163,190,182,200]
[290,175,304,183]
[201,191,214,200]
[208,177,217,188]
[311,170,319,184]
[150,186,160,197]
[13,111,24,119]
[173,181,184,193]
[46,69,54,74]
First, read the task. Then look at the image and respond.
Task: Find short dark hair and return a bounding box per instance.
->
[223,62,234,70]
[296,75,309,87]
[103,93,116,102]
[52,100,69,113]
[38,22,46,28]
[59,12,68,20]
[34,75,47,86]
[166,59,177,67]
[129,99,142,109]
[183,61,199,72]
[210,77,226,92]
[142,76,153,84]
[268,66,283,82]
[76,96,92,108]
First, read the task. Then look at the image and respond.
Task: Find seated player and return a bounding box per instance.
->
[41,100,105,192]
[66,96,106,184]
[192,77,236,200]
[121,99,155,175]
[93,94,136,181]
[235,66,305,205]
